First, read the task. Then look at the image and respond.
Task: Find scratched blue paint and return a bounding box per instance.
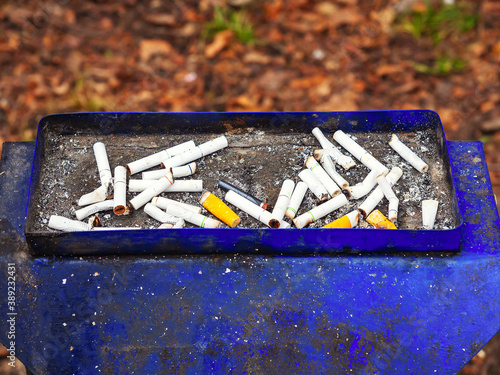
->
[0,139,499,374]
[25,111,463,255]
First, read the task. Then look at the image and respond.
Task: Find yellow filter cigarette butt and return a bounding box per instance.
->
[199,191,241,228]
[323,215,351,228]
[366,209,397,229]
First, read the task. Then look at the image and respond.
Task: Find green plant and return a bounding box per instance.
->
[203,6,254,45]
[399,1,478,45]
[413,56,467,75]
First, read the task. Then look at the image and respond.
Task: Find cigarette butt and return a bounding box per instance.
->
[129,170,175,210]
[129,179,202,193]
[285,181,308,220]
[151,197,201,214]
[218,180,268,209]
[389,134,428,173]
[269,179,295,228]
[225,190,272,227]
[199,191,240,228]
[48,215,91,232]
[333,130,387,174]
[142,162,197,180]
[293,194,348,229]
[93,142,113,194]
[422,199,439,229]
[75,200,114,221]
[323,210,359,228]
[126,140,196,175]
[311,127,356,170]
[88,215,101,229]
[162,136,228,170]
[358,167,403,218]
[306,156,341,197]
[78,185,108,207]
[113,166,127,215]
[144,203,182,224]
[298,169,330,203]
[366,210,397,229]
[164,204,221,228]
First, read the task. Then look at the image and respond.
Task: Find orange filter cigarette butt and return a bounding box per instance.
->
[323,210,359,228]
[199,191,241,228]
[366,209,396,229]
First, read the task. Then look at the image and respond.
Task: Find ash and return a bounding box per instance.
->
[31,128,457,231]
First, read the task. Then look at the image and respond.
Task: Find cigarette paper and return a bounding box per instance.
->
[78,185,108,206]
[161,136,228,170]
[75,200,115,221]
[129,179,202,193]
[113,166,127,215]
[93,142,113,193]
[376,174,399,223]
[225,190,273,227]
[366,209,397,229]
[389,134,428,173]
[126,140,196,175]
[173,219,186,228]
[164,204,221,228]
[333,130,388,174]
[48,215,91,232]
[144,203,182,224]
[269,179,295,228]
[312,127,356,170]
[346,169,380,200]
[218,180,268,209]
[306,156,341,197]
[151,197,202,214]
[200,191,241,228]
[320,153,349,189]
[358,167,403,218]
[285,181,308,220]
[129,170,175,210]
[298,169,330,203]
[323,210,359,228]
[293,194,348,229]
[142,162,197,180]
[422,199,439,229]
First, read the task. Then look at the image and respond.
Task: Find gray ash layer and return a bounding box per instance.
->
[31,128,457,231]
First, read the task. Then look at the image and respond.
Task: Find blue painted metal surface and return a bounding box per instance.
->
[25,111,463,255]
[0,140,499,375]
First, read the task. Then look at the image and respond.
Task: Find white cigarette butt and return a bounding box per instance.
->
[78,185,108,207]
[144,203,182,224]
[49,215,91,232]
[285,181,308,220]
[298,169,329,202]
[129,179,203,193]
[126,140,196,175]
[151,196,202,214]
[312,127,356,170]
[164,204,221,228]
[293,194,349,229]
[320,153,349,189]
[376,174,399,223]
[225,190,273,227]
[389,134,428,173]
[162,136,228,170]
[75,200,114,221]
[269,179,295,228]
[142,162,197,180]
[346,169,380,200]
[93,142,113,193]
[333,130,388,174]
[422,199,439,229]
[306,156,341,197]
[358,167,403,218]
[113,166,127,215]
[129,170,175,210]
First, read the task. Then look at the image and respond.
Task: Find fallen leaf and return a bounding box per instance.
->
[290,75,326,89]
[144,13,176,26]
[205,30,233,59]
[375,64,404,76]
[139,39,173,62]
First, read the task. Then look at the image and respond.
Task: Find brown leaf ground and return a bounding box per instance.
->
[0,0,499,373]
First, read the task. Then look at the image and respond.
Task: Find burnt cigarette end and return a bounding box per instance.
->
[113,206,126,215]
[342,189,351,199]
[126,165,132,175]
[269,219,281,228]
